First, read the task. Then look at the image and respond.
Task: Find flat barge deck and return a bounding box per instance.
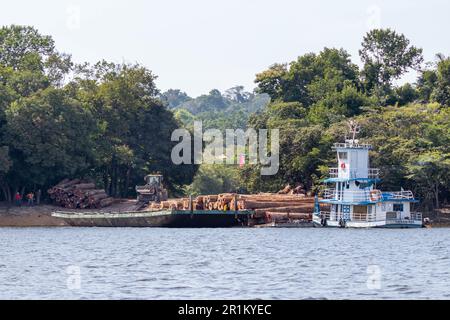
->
[52,210,253,228]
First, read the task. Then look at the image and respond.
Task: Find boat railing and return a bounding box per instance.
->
[333,142,372,149]
[321,211,377,223]
[411,212,423,221]
[322,189,415,202]
[322,189,381,202]
[386,212,422,221]
[352,212,377,222]
[368,168,380,179]
[329,168,339,178]
[381,191,415,201]
[318,211,330,219]
[322,188,337,199]
[328,168,380,179]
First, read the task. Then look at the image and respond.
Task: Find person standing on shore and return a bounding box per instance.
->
[27,192,34,206]
[15,192,22,206]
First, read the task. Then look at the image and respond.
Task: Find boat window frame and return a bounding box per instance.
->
[338,152,348,161]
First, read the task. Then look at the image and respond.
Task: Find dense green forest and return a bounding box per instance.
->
[177,29,450,209]
[0,25,449,209]
[161,87,270,131]
[0,25,196,201]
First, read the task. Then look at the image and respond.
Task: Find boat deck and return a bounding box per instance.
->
[52,209,254,228]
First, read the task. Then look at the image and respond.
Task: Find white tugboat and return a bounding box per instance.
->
[313,121,423,228]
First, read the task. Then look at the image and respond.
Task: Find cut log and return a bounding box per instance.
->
[47,179,113,209]
[238,200,314,210]
[73,183,96,190]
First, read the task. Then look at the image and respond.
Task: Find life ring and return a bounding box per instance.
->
[341,163,346,169]
[369,190,380,201]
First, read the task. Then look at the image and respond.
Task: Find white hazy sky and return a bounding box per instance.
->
[1,0,449,96]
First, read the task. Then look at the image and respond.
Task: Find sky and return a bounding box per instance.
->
[1,0,449,97]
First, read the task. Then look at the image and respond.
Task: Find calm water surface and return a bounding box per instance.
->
[0,227,449,299]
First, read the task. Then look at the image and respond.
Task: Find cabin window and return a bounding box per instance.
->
[353,206,367,214]
[393,204,404,212]
[338,152,348,161]
[386,212,397,220]
[353,205,368,221]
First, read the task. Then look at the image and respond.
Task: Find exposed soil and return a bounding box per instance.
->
[0,200,139,227]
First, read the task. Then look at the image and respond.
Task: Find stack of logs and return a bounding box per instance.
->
[148,193,314,223]
[48,179,114,209]
[278,184,307,195]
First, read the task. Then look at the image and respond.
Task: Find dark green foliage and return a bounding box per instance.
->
[186,165,240,196]
[432,58,450,106]
[391,83,419,106]
[160,89,192,109]
[5,88,97,187]
[359,28,423,102]
[0,25,448,209]
[242,29,448,208]
[168,87,270,131]
[0,25,196,201]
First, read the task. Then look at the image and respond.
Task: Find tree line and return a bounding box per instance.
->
[240,28,449,209]
[0,25,196,202]
[0,25,449,209]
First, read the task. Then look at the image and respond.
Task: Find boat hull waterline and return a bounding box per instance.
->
[312,216,423,228]
[52,210,252,228]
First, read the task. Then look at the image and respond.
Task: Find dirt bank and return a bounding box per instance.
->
[0,200,139,227]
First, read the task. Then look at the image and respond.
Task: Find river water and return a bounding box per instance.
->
[0,227,449,300]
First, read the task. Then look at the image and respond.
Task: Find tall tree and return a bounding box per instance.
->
[256,48,361,108]
[359,29,423,100]
[160,89,191,109]
[0,25,54,70]
[432,57,450,106]
[3,88,96,200]
[72,61,196,196]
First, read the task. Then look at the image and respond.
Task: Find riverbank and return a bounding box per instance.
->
[0,200,138,227]
[427,206,450,227]
[1,201,449,228]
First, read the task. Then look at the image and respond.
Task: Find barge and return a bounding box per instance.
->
[52,209,252,228]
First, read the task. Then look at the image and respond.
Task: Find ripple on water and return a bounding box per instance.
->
[0,228,450,299]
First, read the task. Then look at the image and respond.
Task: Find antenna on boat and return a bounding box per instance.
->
[347,120,361,144]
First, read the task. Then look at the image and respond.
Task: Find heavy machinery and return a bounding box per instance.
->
[135,174,168,204]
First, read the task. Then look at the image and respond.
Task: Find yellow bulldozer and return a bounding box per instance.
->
[135,174,168,204]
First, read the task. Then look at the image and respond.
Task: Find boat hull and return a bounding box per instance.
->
[312,216,422,229]
[52,210,251,228]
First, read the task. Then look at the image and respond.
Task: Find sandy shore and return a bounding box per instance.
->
[0,204,67,227]
[0,200,139,227]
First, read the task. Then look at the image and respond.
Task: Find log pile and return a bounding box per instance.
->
[236,194,313,223]
[48,179,114,209]
[278,184,306,195]
[146,192,314,223]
